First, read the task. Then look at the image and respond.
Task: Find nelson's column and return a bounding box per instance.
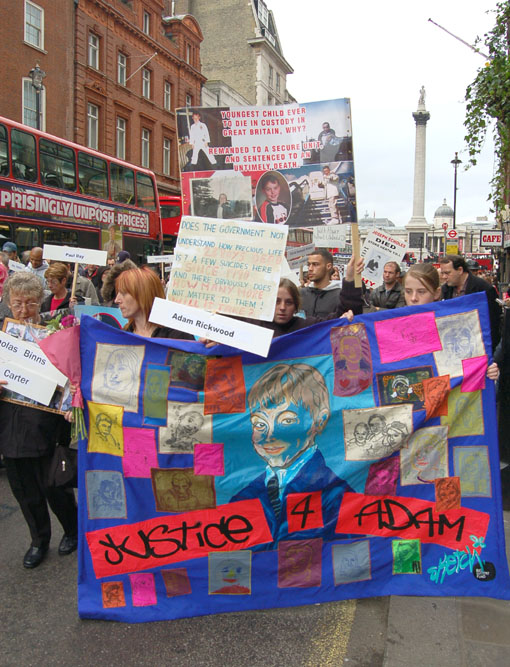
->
[406,86,431,254]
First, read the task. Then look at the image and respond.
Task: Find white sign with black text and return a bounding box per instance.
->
[43,244,107,266]
[0,359,57,405]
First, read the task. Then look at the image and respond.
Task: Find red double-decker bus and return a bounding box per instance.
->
[0,116,162,263]
[160,194,182,252]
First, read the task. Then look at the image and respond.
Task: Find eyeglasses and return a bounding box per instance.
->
[10,301,40,311]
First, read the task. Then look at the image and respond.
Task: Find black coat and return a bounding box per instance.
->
[0,401,70,458]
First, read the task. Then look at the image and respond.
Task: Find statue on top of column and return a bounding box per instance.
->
[418,86,426,107]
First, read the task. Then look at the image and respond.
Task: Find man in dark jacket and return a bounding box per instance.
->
[301,249,363,319]
[439,254,501,348]
[370,261,405,309]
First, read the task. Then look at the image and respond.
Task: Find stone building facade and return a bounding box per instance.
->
[174,0,294,106]
[0,0,205,195]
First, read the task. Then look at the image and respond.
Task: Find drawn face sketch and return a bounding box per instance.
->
[171,472,192,500]
[400,426,448,485]
[353,422,369,444]
[248,363,329,470]
[340,336,362,364]
[146,373,166,402]
[443,327,473,360]
[384,422,409,449]
[368,415,386,440]
[286,543,313,576]
[436,478,460,508]
[392,376,410,400]
[104,349,138,394]
[434,312,484,377]
[93,344,144,412]
[96,414,113,438]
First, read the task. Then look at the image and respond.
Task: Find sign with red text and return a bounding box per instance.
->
[176,99,357,227]
[480,231,502,247]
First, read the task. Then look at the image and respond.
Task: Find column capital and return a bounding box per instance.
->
[412,111,430,125]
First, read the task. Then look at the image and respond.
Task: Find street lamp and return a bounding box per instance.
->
[451,152,462,230]
[28,63,46,130]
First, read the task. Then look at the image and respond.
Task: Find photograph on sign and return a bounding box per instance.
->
[361,230,408,287]
[167,216,287,321]
[176,98,357,228]
[101,224,123,261]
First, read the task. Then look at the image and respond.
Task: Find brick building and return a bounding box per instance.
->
[174,0,294,106]
[0,0,205,195]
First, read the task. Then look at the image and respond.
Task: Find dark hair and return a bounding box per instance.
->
[259,172,280,190]
[309,248,333,265]
[384,261,401,275]
[279,278,301,311]
[439,254,468,272]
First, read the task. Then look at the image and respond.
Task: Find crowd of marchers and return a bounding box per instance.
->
[0,239,507,570]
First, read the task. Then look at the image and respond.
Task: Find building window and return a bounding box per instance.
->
[268,94,273,106]
[117,52,127,86]
[25,1,44,49]
[163,138,171,176]
[88,33,99,70]
[22,78,45,129]
[87,103,99,150]
[143,10,150,35]
[268,65,273,89]
[186,44,192,64]
[276,72,281,93]
[116,117,126,160]
[142,68,151,99]
[186,93,192,106]
[141,128,150,168]
[163,82,173,111]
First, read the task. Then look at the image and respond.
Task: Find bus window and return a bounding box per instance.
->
[78,152,108,198]
[43,228,79,246]
[136,172,156,210]
[0,125,8,176]
[11,129,37,183]
[0,223,11,240]
[111,163,135,204]
[15,226,39,251]
[40,139,76,191]
[161,204,180,218]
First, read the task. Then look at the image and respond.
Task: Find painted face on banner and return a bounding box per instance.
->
[250,399,316,469]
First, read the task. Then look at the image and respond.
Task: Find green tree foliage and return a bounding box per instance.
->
[464,1,510,214]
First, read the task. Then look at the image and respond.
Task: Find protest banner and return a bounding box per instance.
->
[0,330,67,385]
[167,216,287,321]
[176,99,357,228]
[77,292,510,623]
[0,359,57,405]
[286,243,315,261]
[74,305,128,330]
[361,230,408,288]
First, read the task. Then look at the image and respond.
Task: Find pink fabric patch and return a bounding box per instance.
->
[129,573,157,606]
[461,356,488,392]
[122,427,158,478]
[194,443,224,476]
[375,312,442,364]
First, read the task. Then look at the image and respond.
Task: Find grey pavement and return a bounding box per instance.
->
[2,467,510,666]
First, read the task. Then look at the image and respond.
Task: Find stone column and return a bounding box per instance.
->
[408,87,430,228]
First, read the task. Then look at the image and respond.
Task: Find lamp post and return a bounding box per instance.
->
[451,152,462,229]
[28,63,46,130]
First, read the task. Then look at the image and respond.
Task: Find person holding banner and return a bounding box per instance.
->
[0,272,78,569]
[114,266,193,340]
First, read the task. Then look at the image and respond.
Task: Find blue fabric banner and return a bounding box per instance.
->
[77,293,510,622]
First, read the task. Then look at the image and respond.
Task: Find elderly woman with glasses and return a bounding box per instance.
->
[0,273,78,569]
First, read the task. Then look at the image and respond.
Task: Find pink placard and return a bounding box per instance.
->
[122,427,158,478]
[129,573,157,606]
[461,355,488,392]
[194,443,224,476]
[375,312,442,364]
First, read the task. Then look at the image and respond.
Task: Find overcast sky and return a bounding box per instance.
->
[270,0,499,227]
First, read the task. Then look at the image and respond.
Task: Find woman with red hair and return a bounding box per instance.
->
[114,266,193,339]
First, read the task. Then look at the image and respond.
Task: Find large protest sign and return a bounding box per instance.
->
[361,229,408,287]
[167,216,287,321]
[176,99,357,227]
[77,293,510,623]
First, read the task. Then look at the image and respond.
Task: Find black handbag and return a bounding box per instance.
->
[47,445,78,488]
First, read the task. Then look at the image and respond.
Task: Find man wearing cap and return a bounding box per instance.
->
[439,254,501,348]
[116,250,131,263]
[2,242,19,272]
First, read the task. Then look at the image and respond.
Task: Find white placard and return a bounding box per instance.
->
[361,230,408,288]
[286,243,315,261]
[0,331,67,386]
[147,254,174,264]
[313,226,348,248]
[288,256,308,270]
[8,259,29,273]
[168,216,288,321]
[149,298,274,357]
[480,231,502,247]
[43,244,107,265]
[0,359,57,405]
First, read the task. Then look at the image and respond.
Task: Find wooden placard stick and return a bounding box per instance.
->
[70,262,79,301]
[351,223,362,288]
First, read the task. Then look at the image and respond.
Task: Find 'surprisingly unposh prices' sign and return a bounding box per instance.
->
[77,292,510,622]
